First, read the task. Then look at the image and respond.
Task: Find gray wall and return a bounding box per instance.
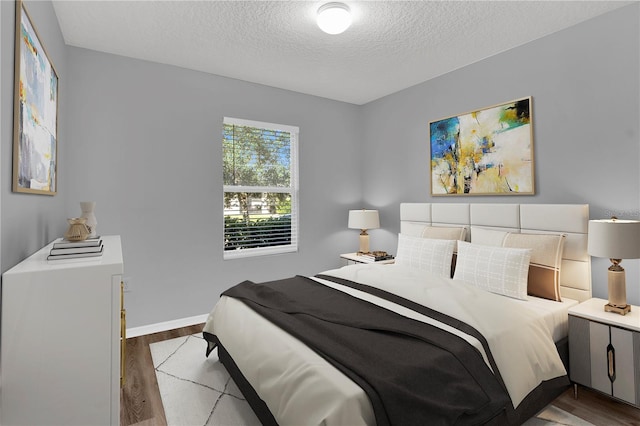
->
[64,48,362,327]
[361,4,640,305]
[2,1,639,328]
[1,0,68,271]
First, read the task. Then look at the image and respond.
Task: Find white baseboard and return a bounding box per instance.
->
[126,314,209,338]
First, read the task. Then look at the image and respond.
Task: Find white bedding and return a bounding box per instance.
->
[512,294,578,343]
[205,263,569,426]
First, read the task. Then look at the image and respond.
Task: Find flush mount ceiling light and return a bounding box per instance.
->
[317,2,352,35]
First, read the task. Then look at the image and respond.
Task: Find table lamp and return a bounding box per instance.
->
[588,218,640,315]
[348,209,380,254]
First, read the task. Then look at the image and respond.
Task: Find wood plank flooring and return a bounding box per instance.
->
[120,324,640,426]
[554,387,640,426]
[120,323,204,426]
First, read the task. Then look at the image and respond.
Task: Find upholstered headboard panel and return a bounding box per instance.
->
[400,203,591,302]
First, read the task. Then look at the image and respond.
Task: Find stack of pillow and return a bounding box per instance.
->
[394,226,566,302]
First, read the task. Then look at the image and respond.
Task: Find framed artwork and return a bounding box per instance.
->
[429,97,534,196]
[13,0,58,195]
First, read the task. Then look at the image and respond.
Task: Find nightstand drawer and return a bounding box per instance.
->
[610,327,636,403]
[589,321,637,402]
[568,315,591,386]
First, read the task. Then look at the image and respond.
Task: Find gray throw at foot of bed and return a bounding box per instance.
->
[222,275,512,426]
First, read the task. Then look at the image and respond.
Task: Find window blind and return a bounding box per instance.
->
[223,117,299,259]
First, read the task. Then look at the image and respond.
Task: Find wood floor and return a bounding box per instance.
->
[120,324,640,426]
[120,323,205,426]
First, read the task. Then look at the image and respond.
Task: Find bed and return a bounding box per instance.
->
[203,203,591,425]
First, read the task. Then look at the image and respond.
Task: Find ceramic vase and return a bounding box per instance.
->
[80,201,98,237]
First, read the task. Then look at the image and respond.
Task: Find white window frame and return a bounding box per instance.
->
[223,117,299,259]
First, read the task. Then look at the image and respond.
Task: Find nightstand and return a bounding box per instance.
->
[340,253,395,266]
[568,297,640,408]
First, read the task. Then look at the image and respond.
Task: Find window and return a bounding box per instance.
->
[223,117,299,259]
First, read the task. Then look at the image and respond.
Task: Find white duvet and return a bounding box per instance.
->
[204,264,568,426]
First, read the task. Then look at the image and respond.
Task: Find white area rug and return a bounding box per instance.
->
[150,334,260,425]
[150,334,595,426]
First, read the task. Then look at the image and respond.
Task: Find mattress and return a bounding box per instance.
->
[204,263,569,425]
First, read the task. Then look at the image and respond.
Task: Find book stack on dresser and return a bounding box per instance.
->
[47,236,103,261]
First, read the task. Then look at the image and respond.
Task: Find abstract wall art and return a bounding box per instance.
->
[430,97,534,196]
[13,0,58,195]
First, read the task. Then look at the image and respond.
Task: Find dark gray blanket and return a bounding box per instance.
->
[222,275,511,426]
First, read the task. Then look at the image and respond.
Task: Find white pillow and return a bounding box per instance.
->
[470,227,508,246]
[421,226,468,252]
[421,226,467,241]
[453,241,531,300]
[395,234,455,278]
[503,233,566,301]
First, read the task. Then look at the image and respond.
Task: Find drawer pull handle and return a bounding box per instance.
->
[607,343,615,383]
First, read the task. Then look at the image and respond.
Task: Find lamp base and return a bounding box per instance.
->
[606,268,629,315]
[358,232,370,254]
[604,303,631,315]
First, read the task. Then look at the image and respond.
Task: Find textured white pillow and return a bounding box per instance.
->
[503,233,566,301]
[421,226,468,252]
[395,234,455,278]
[421,226,467,242]
[453,241,532,300]
[470,227,508,246]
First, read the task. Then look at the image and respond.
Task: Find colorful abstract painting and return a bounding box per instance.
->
[430,97,534,196]
[13,0,58,195]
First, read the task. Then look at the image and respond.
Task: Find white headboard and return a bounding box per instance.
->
[400,203,592,302]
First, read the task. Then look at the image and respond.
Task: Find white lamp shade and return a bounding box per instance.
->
[317,3,352,35]
[348,210,380,230]
[588,219,640,259]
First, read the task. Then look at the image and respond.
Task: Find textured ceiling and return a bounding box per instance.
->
[51,1,631,105]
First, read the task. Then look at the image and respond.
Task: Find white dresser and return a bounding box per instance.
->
[1,235,125,426]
